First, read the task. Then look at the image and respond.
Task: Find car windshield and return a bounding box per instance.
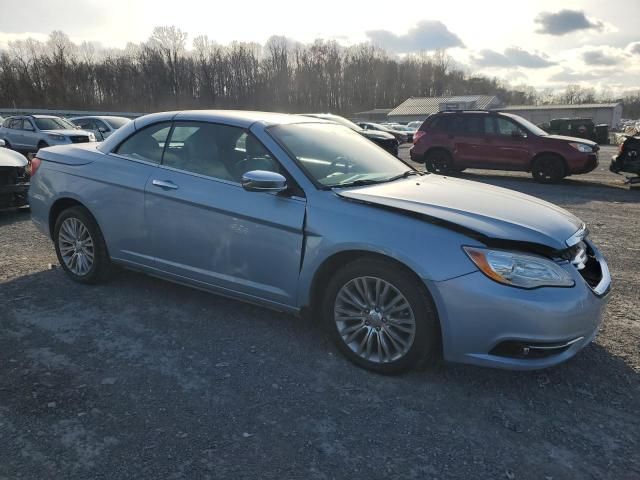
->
[104,117,130,129]
[505,113,549,136]
[270,123,416,188]
[34,117,75,130]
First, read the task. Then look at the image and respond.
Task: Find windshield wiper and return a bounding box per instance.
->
[383,170,421,182]
[331,170,421,189]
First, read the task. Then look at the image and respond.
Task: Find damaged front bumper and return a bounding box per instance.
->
[0,182,30,208]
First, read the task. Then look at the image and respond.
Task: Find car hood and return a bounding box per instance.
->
[42,129,93,136]
[361,130,396,141]
[0,148,28,167]
[337,175,583,251]
[544,134,598,147]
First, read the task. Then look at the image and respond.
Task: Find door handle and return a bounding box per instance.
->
[152,179,179,190]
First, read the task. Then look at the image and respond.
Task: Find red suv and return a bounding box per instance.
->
[410,110,599,183]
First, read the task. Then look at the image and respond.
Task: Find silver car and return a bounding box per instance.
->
[28,110,611,374]
[0,115,95,153]
[69,116,131,141]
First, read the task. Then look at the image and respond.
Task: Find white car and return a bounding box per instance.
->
[69,116,131,141]
[0,139,29,209]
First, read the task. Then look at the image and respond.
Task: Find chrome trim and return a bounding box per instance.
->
[592,254,611,297]
[152,179,179,190]
[566,223,588,247]
[526,336,584,351]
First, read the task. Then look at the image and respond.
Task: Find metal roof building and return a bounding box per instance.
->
[387,95,501,122]
[496,103,623,127]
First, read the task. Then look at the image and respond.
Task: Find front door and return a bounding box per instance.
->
[144,120,306,307]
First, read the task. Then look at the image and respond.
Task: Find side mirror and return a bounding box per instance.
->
[0,139,5,147]
[98,126,108,133]
[241,170,288,193]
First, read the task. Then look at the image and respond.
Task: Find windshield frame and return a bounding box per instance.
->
[266,122,417,191]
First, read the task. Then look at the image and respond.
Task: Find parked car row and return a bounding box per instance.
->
[28,109,610,374]
[302,114,399,155]
[0,114,131,155]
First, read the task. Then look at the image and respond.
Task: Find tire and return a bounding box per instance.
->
[531,155,565,184]
[53,206,112,284]
[2,140,12,150]
[425,149,454,175]
[37,141,49,152]
[322,258,439,374]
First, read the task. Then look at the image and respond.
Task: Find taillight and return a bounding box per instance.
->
[413,130,426,144]
[28,157,42,176]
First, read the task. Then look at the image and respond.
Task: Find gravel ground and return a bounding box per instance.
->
[0,145,638,479]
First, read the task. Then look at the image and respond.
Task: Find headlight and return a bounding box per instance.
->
[47,134,65,140]
[463,246,575,289]
[569,142,593,153]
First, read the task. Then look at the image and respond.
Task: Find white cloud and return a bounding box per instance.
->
[366,21,464,53]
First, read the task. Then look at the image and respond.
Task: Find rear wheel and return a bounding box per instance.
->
[532,155,565,183]
[425,149,454,175]
[53,206,112,284]
[323,258,439,374]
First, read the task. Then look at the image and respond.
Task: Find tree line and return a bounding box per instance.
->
[0,27,638,118]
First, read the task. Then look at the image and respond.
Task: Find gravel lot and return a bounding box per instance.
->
[1,145,638,479]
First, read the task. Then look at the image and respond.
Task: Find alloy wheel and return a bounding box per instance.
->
[58,217,95,276]
[334,276,416,364]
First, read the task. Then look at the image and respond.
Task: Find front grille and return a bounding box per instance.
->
[69,135,90,143]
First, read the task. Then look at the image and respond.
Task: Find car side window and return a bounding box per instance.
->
[161,121,280,183]
[22,119,35,131]
[484,117,496,135]
[8,119,20,129]
[464,116,484,135]
[495,118,525,136]
[115,122,171,163]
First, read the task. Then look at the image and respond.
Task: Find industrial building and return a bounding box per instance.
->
[496,103,623,127]
[383,96,623,128]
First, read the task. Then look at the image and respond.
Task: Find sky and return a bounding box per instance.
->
[0,0,638,94]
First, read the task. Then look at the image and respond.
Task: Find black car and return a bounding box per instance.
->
[301,114,399,156]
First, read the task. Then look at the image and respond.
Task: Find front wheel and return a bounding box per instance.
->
[532,155,565,183]
[36,141,49,152]
[53,206,112,284]
[425,149,454,175]
[323,258,439,374]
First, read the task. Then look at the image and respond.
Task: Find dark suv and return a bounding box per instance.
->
[410,110,599,183]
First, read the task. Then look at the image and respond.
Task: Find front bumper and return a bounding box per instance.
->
[569,153,598,175]
[428,245,610,370]
[0,182,29,208]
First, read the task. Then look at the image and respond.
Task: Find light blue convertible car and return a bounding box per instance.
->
[28,111,611,374]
